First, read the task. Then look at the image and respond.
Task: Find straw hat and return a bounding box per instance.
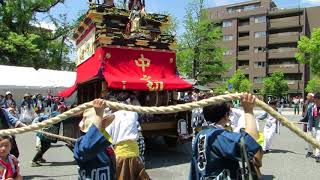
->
[5,91,12,96]
[79,107,115,133]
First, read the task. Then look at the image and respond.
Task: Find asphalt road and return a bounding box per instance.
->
[16,109,320,180]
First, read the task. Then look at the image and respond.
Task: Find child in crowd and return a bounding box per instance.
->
[0,136,22,180]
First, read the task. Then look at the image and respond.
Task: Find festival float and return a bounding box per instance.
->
[59,0,193,145]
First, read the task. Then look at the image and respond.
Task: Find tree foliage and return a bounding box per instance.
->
[213,84,228,95]
[296,28,320,76]
[177,0,228,85]
[261,72,289,98]
[305,78,320,93]
[227,69,252,93]
[0,0,75,70]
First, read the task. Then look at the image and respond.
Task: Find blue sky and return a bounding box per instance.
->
[38,0,320,34]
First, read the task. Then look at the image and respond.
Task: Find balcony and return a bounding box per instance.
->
[238,36,250,46]
[253,66,267,76]
[269,16,302,29]
[238,50,250,60]
[238,65,250,74]
[252,52,267,61]
[286,80,302,90]
[268,64,301,73]
[268,48,297,59]
[238,22,250,32]
[269,32,300,44]
[253,83,263,89]
[222,7,268,20]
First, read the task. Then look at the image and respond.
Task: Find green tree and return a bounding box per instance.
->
[296,28,320,76]
[213,84,227,95]
[261,72,289,98]
[177,0,228,85]
[0,0,75,70]
[227,69,252,93]
[305,78,320,93]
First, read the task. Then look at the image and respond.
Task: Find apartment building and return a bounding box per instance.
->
[208,0,320,96]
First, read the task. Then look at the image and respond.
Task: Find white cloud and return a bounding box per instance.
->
[303,0,320,2]
[33,21,57,32]
[301,0,320,6]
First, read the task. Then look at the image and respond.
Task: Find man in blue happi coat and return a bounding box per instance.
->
[74,99,116,180]
[189,93,263,180]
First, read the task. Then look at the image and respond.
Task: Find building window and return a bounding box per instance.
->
[254,16,266,23]
[226,3,260,13]
[253,77,264,83]
[254,62,266,68]
[254,47,267,53]
[210,13,214,20]
[255,31,266,38]
[244,4,259,10]
[223,49,233,55]
[223,20,232,28]
[223,35,233,41]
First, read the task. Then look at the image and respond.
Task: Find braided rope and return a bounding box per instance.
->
[103,93,242,114]
[36,131,77,143]
[0,93,319,149]
[0,102,93,136]
[255,99,320,149]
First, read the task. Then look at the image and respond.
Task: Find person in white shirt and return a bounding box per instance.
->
[262,100,279,153]
[229,106,259,133]
[105,92,150,180]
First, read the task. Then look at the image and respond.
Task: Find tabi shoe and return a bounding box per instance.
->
[37,158,46,163]
[316,157,320,163]
[30,161,42,167]
[263,150,270,154]
[306,152,313,158]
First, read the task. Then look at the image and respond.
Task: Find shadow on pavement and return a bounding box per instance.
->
[50,144,66,148]
[24,174,77,180]
[262,175,275,180]
[269,149,305,156]
[145,137,192,169]
[39,160,77,167]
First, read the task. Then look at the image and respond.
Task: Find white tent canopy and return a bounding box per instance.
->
[0,65,76,102]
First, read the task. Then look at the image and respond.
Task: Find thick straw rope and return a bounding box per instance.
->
[0,93,319,149]
[36,130,77,143]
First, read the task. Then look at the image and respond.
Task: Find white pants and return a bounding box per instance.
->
[307,128,314,153]
[316,129,320,157]
[263,125,276,151]
[308,127,320,157]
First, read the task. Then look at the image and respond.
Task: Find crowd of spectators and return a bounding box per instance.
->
[0,90,66,124]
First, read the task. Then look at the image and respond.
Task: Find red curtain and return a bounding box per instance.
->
[58,48,104,97]
[102,47,192,91]
[58,85,77,98]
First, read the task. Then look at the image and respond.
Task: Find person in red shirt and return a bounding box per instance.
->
[0,136,22,180]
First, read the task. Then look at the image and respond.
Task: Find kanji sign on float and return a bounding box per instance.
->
[102,47,192,91]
